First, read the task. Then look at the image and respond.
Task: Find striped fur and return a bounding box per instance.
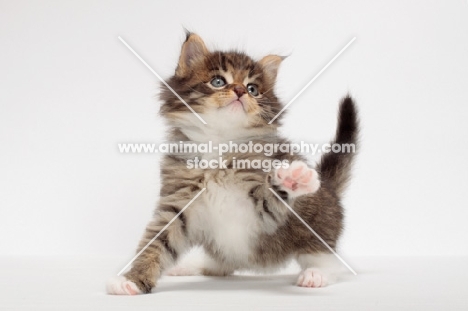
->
[110,33,359,294]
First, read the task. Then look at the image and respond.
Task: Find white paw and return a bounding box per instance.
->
[274,161,320,198]
[297,268,328,288]
[106,276,142,295]
[165,265,201,276]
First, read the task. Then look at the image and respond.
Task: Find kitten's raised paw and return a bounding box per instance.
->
[297,268,327,288]
[106,276,142,295]
[274,161,320,198]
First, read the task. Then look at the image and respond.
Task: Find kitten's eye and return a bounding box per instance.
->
[247,84,259,97]
[210,76,226,88]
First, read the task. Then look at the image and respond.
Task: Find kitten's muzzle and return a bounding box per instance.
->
[233,85,247,98]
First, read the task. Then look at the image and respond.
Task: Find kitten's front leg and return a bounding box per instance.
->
[272,160,321,199]
[107,205,189,295]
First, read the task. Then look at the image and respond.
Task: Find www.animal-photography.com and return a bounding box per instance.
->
[1,1,467,310]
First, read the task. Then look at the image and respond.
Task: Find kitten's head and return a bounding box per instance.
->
[160,32,284,132]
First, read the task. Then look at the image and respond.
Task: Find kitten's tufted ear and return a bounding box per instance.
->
[258,55,284,82]
[176,32,209,77]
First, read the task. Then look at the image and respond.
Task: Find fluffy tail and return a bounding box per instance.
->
[318,96,359,196]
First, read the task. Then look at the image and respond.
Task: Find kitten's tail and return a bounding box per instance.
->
[317,96,359,196]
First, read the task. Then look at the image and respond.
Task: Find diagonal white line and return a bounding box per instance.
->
[118,36,207,125]
[268,188,357,275]
[117,188,206,276]
[268,37,356,124]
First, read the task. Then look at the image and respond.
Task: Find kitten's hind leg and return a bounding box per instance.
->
[296,253,338,288]
[273,160,320,199]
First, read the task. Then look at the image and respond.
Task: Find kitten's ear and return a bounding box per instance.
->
[176,32,209,77]
[258,55,284,82]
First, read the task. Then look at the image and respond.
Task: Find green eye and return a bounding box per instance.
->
[210,76,226,88]
[247,84,259,96]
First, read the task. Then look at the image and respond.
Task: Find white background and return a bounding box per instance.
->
[1,0,468,262]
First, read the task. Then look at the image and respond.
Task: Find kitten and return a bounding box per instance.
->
[107,32,358,295]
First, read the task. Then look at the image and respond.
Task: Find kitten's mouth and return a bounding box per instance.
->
[226,99,246,112]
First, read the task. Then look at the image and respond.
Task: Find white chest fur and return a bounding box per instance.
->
[191,176,259,266]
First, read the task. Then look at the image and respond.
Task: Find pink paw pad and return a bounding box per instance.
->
[125,283,138,295]
[106,276,142,295]
[274,161,320,198]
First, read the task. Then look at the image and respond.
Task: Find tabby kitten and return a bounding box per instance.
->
[107,32,358,295]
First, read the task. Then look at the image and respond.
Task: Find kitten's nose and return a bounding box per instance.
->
[233,85,246,98]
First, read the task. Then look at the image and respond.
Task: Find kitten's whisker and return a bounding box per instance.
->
[258,100,283,108]
[262,86,275,95]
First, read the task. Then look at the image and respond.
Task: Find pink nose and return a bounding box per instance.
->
[233,85,246,98]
